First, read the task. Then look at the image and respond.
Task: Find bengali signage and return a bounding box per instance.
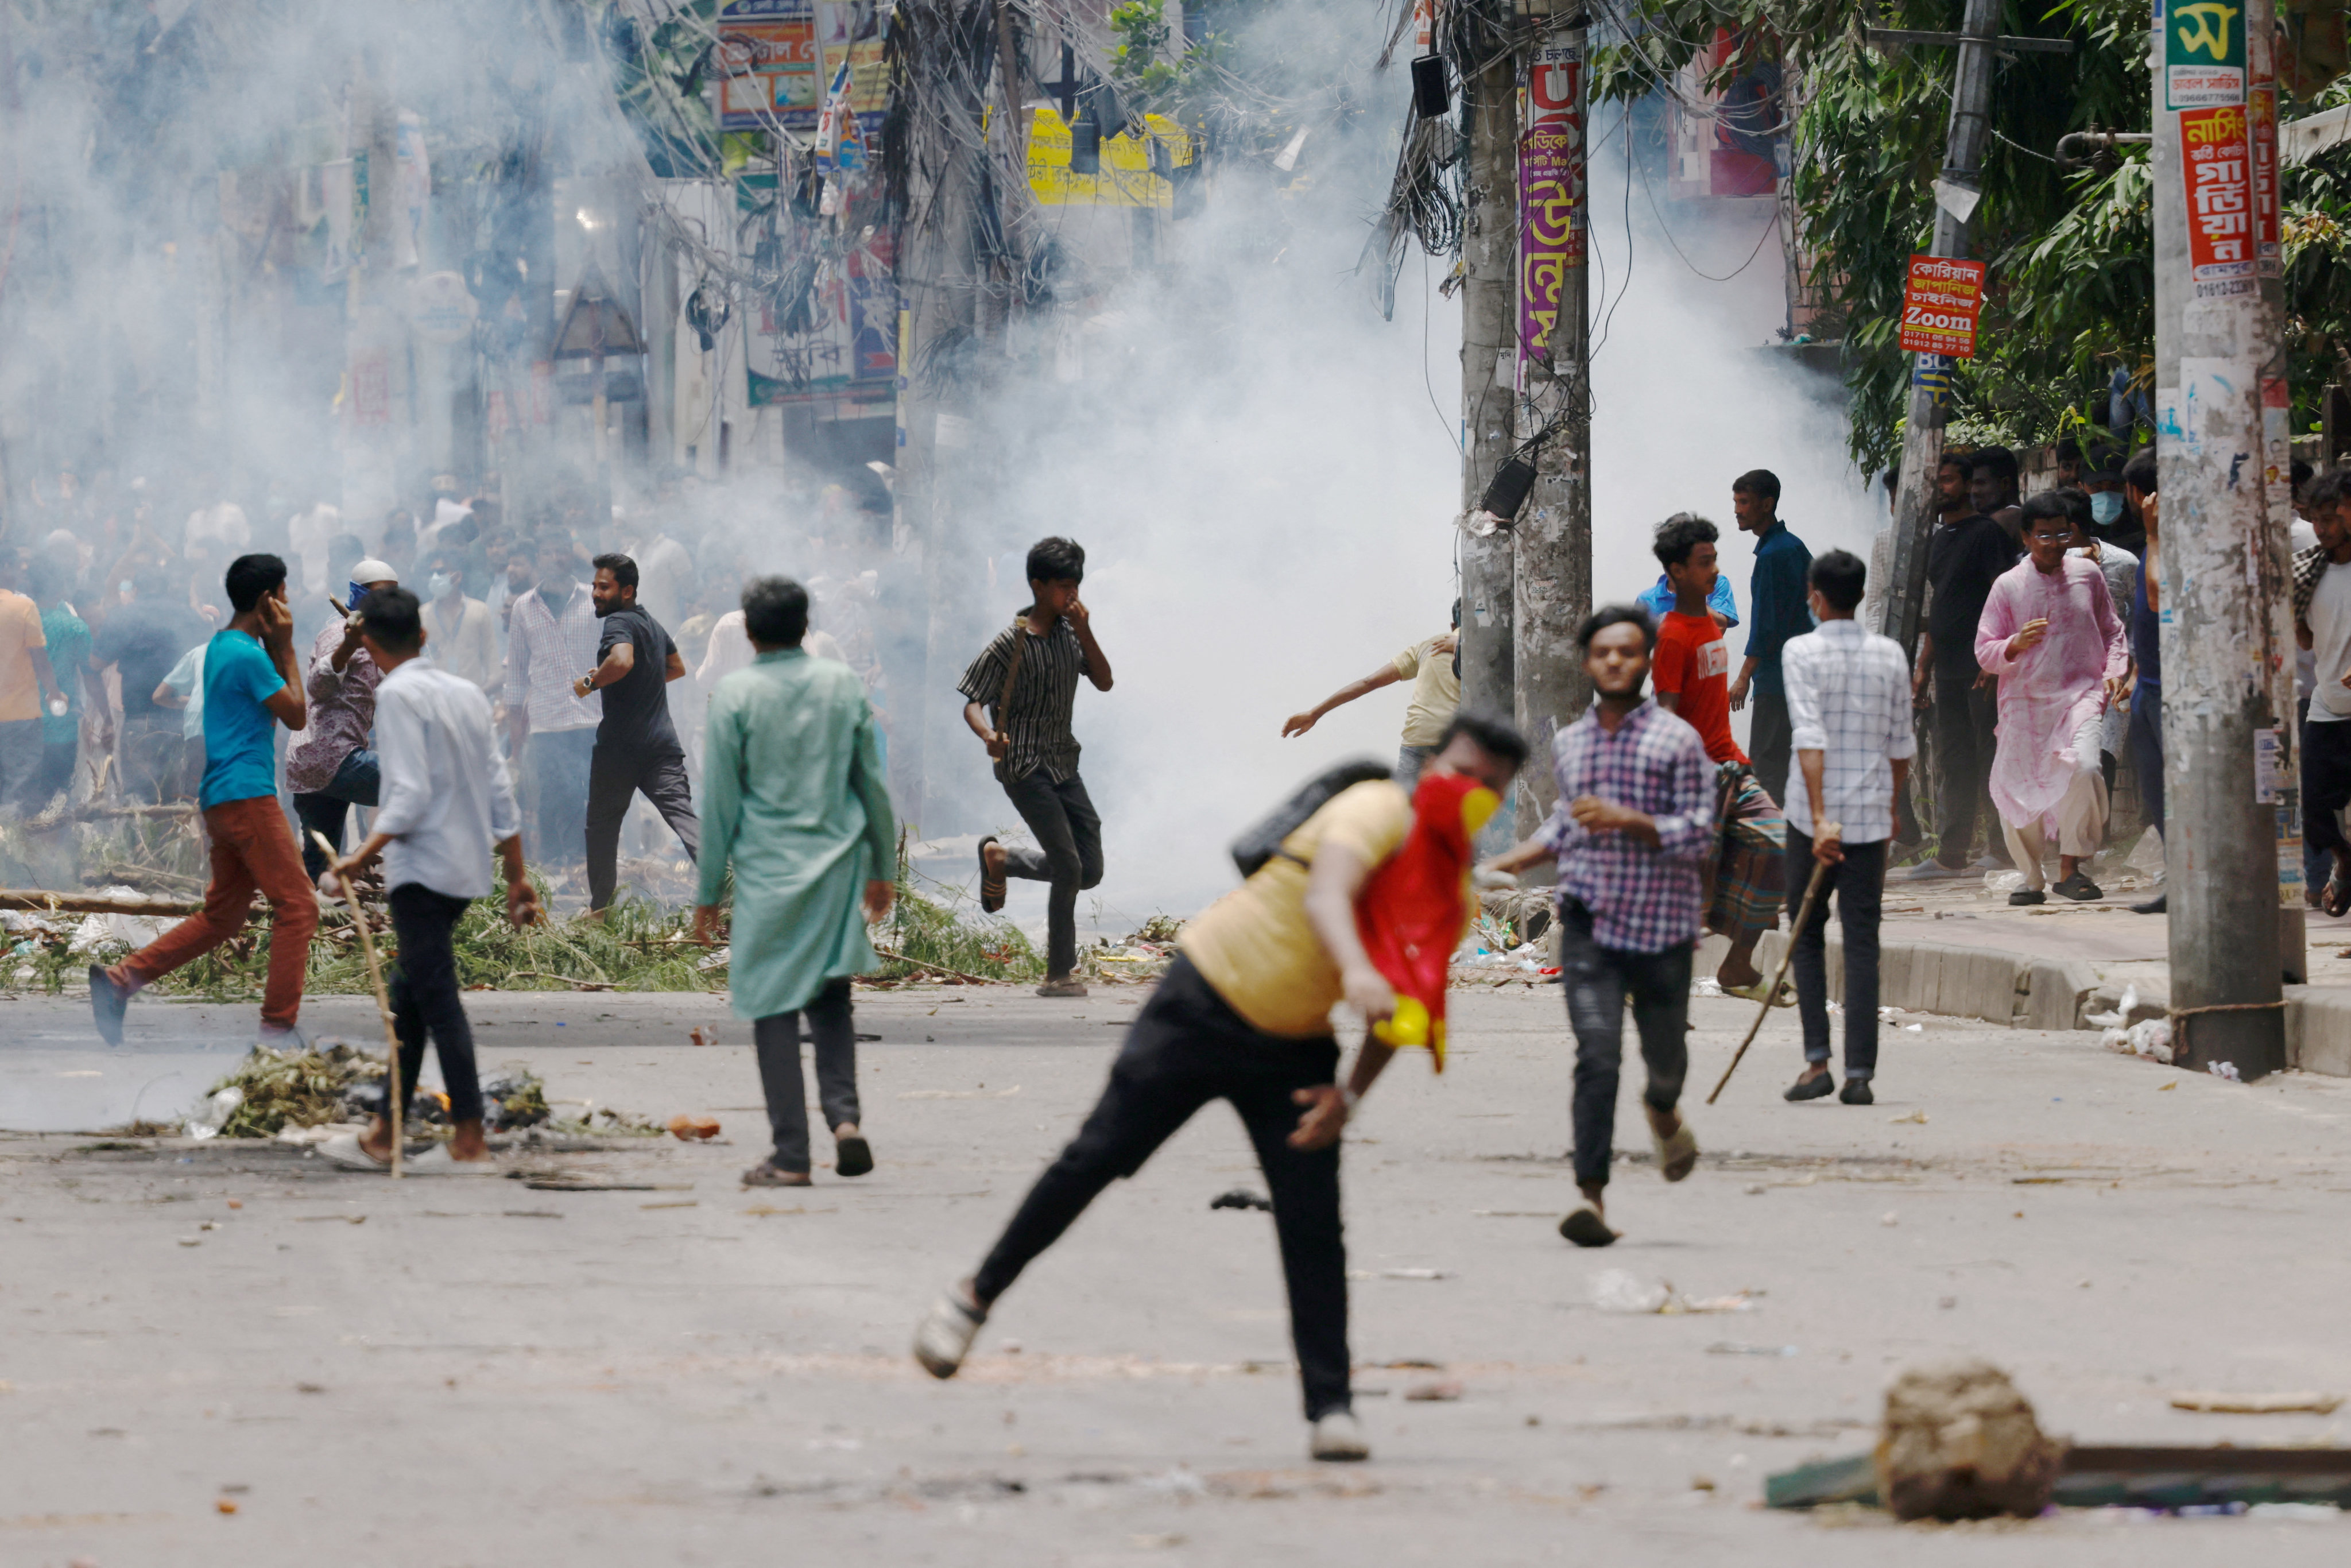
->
[2181,103,2257,299]
[1896,255,1986,358]
[1517,34,1584,363]
[2251,83,2281,276]
[2166,0,2246,109]
[716,0,889,133]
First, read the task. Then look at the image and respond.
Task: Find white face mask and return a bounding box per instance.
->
[428,572,455,601]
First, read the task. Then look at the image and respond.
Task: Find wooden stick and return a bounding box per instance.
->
[1706,855,1833,1106]
[871,946,997,986]
[0,889,203,916]
[310,831,402,1178]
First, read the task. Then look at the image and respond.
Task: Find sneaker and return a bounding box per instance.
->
[255,1023,312,1053]
[2008,889,2046,906]
[88,965,129,1046]
[913,1288,986,1379]
[2051,872,2103,902]
[1310,1409,1372,1462]
[1784,1070,1835,1101]
[1839,1079,1874,1106]
[2131,893,2167,916]
[1036,977,1089,999]
[1904,861,1963,881]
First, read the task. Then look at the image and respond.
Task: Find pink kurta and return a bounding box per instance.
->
[1973,556,2128,828]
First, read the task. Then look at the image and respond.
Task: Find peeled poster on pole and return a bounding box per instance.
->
[1896,255,1986,358]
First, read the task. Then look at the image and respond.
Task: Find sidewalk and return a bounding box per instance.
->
[1740,858,2351,1075]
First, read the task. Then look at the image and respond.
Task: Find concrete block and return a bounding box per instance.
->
[2286,986,2351,1077]
[2019,958,2101,1033]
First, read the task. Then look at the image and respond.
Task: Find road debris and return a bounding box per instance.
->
[1876,1359,2062,1520]
[2168,1391,2343,1415]
[1590,1269,1756,1315]
[667,1114,722,1140]
[1404,1379,1463,1401]
[1210,1189,1273,1212]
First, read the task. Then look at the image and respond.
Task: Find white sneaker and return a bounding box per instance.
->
[913,1289,986,1379]
[1310,1409,1371,1462]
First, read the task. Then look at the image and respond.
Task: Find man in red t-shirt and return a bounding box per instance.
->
[1649,513,1787,1001]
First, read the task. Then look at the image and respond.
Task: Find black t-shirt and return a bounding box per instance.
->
[595,605,681,752]
[1924,514,2018,677]
[93,602,211,717]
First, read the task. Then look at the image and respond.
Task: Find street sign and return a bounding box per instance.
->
[1897,255,1987,358]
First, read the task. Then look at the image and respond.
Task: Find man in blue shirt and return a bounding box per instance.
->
[90,555,319,1048]
[1634,572,1737,632]
[1725,469,1812,808]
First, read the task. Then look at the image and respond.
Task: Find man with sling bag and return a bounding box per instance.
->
[958,537,1115,998]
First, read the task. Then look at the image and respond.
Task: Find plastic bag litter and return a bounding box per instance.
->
[185,1087,243,1140]
[1985,870,2025,893]
[2101,1016,2174,1065]
[2085,984,2139,1030]
[1590,1269,1754,1315]
[2207,1059,2242,1082]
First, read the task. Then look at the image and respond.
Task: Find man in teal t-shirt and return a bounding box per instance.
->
[90,555,320,1047]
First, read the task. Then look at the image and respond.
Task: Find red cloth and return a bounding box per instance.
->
[1354,771,1499,1070]
[1652,608,1745,765]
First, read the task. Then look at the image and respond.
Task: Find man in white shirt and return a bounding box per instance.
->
[418,550,499,693]
[2295,472,2351,915]
[322,587,540,1170]
[1778,549,1916,1106]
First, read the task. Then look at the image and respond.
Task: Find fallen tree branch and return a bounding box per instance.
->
[0,889,203,916]
[502,970,618,992]
[872,946,997,985]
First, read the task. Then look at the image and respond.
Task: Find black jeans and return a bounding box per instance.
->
[2127,681,2164,840]
[754,978,861,1173]
[1558,899,1691,1190]
[1930,674,2003,868]
[1785,831,1887,1081]
[382,883,483,1125]
[294,746,381,882]
[2304,717,2351,864]
[1748,684,1793,810]
[971,954,1350,1421]
[1000,768,1104,977]
[586,742,701,910]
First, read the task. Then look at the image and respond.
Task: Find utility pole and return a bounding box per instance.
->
[1512,7,1590,835]
[2152,0,2299,1077]
[1459,40,1517,782]
[1876,0,2003,656]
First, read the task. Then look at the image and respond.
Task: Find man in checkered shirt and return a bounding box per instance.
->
[1489,605,1714,1248]
[1779,549,1916,1105]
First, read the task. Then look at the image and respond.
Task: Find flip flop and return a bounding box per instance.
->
[978,836,1006,913]
[833,1132,874,1179]
[319,1132,392,1172]
[404,1145,501,1176]
[2327,876,2351,920]
[1652,1120,1699,1183]
[1559,1206,1617,1248]
[1722,978,1795,1008]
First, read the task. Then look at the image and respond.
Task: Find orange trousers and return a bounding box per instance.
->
[117,795,319,1029]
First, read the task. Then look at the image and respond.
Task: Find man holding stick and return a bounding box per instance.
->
[320,587,541,1169]
[89,555,315,1047]
[1779,551,1915,1105]
[691,578,897,1189]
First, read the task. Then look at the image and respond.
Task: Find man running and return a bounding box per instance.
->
[960,537,1114,998]
[90,555,317,1047]
[1779,551,1915,1105]
[913,713,1529,1463]
[1974,495,2128,905]
[691,578,897,1189]
[1488,606,1712,1249]
[1281,603,1461,789]
[320,587,541,1170]
[1647,513,1785,1003]
[577,552,700,916]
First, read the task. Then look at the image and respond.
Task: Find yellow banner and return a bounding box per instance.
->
[1027,108,1195,208]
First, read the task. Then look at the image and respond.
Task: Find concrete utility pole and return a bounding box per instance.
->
[1876,0,2002,657]
[1512,8,1591,835]
[2152,0,2300,1077]
[1459,47,1517,755]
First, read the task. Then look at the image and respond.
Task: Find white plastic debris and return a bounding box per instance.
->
[2102,1016,2174,1064]
[2085,984,2140,1031]
[2206,1059,2242,1082]
[1985,870,2025,893]
[185,1087,244,1140]
[1591,1269,1672,1314]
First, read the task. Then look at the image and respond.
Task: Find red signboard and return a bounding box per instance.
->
[2181,103,2256,299]
[1897,255,1987,358]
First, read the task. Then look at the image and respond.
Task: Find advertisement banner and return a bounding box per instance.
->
[2165,0,2246,108]
[2251,83,2281,276]
[1896,255,1986,358]
[2180,103,2257,299]
[1517,32,1584,363]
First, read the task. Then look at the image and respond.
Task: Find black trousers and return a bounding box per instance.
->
[1557,899,1691,1190]
[971,955,1350,1420]
[754,978,861,1172]
[1930,675,2003,868]
[2128,681,2164,841]
[999,768,1104,977]
[293,746,381,883]
[382,883,483,1125]
[586,741,701,910]
[1748,684,1793,810]
[2304,717,2351,864]
[1786,831,1887,1080]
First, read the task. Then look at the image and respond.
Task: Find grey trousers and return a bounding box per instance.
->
[754,978,861,1173]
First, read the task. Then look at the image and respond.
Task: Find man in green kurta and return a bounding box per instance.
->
[691,577,897,1188]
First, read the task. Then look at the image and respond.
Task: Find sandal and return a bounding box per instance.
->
[833,1129,873,1179]
[742,1162,813,1188]
[978,836,1006,913]
[1652,1118,1699,1182]
[1559,1206,1617,1248]
[2327,875,2351,920]
[319,1132,393,1172]
[1722,978,1795,1008]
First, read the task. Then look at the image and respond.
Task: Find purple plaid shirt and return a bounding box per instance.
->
[1537,698,1715,952]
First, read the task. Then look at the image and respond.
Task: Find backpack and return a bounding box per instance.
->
[1229,758,1395,879]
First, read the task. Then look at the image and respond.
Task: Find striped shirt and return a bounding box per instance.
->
[956,617,1091,781]
[505,582,603,733]
[1535,698,1715,953]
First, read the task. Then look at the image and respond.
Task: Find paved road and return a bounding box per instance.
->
[6,982,2351,1563]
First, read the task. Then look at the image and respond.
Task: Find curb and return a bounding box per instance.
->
[1746,929,2351,1077]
